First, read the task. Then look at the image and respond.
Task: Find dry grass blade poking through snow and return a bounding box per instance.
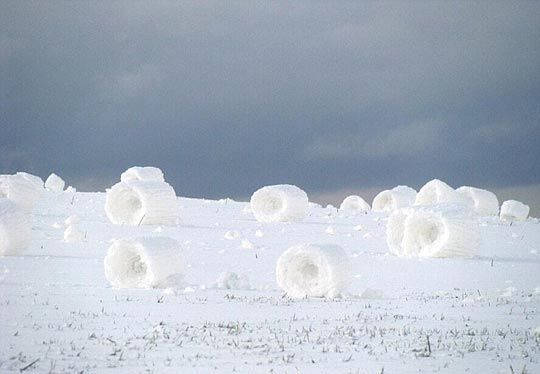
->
[339,195,371,214]
[105,180,179,225]
[372,185,416,212]
[276,244,351,299]
[104,237,184,289]
[120,166,165,183]
[386,206,479,258]
[250,184,309,223]
[500,200,529,221]
[456,186,499,216]
[0,199,31,256]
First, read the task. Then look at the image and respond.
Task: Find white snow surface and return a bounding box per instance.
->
[500,200,530,221]
[45,173,65,192]
[372,185,417,212]
[105,180,179,226]
[250,184,309,222]
[120,166,165,183]
[0,199,31,255]
[0,191,539,373]
[339,195,370,214]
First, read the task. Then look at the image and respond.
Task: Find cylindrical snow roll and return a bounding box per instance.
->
[0,199,31,256]
[339,195,370,214]
[276,244,351,299]
[500,200,529,221]
[105,180,179,226]
[250,184,309,223]
[456,186,499,216]
[0,174,44,212]
[45,173,65,192]
[415,179,472,208]
[120,166,165,183]
[372,185,417,212]
[104,237,184,288]
[386,205,479,258]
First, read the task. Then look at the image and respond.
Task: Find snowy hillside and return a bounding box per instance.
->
[1,186,539,373]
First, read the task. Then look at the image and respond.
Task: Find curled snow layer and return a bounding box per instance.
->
[500,200,529,221]
[276,244,351,299]
[0,174,44,211]
[45,173,65,192]
[0,199,31,256]
[339,195,370,213]
[250,184,308,223]
[104,237,184,288]
[105,181,179,226]
[386,205,479,258]
[456,186,499,216]
[372,186,416,212]
[415,179,472,208]
[214,271,251,290]
[120,166,165,183]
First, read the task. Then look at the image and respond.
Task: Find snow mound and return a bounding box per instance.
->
[0,173,44,211]
[104,237,184,289]
[276,244,351,299]
[456,186,499,216]
[500,200,529,221]
[16,172,44,189]
[339,195,370,214]
[415,179,472,208]
[45,173,65,192]
[214,271,251,290]
[386,205,479,258]
[372,185,416,212]
[250,184,308,223]
[120,166,165,183]
[105,180,179,226]
[0,199,31,256]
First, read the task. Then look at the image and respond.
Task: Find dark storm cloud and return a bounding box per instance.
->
[1,1,540,204]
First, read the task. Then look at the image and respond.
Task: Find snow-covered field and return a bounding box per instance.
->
[1,190,539,373]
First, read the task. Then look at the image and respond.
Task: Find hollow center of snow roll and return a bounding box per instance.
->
[113,188,143,223]
[261,195,283,214]
[122,250,148,284]
[290,254,325,292]
[405,214,442,254]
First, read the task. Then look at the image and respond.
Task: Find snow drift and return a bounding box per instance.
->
[276,244,351,299]
[105,180,179,226]
[386,205,479,258]
[0,199,31,256]
[500,200,529,221]
[104,237,184,288]
[0,173,44,211]
[372,185,416,212]
[45,173,65,192]
[456,186,499,216]
[250,184,309,223]
[339,195,370,214]
[120,166,165,183]
[415,179,472,208]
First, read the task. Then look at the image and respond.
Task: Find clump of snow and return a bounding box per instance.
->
[500,200,529,221]
[456,186,499,216]
[104,237,184,289]
[0,173,44,211]
[325,226,336,235]
[15,172,44,190]
[120,166,165,183]
[240,239,254,249]
[372,186,416,212]
[360,288,385,299]
[105,181,179,226]
[415,179,472,208]
[224,230,240,240]
[276,244,351,299]
[255,229,264,237]
[339,195,370,214]
[45,173,65,192]
[386,205,479,258]
[250,184,308,223]
[64,214,80,226]
[214,271,251,290]
[63,225,84,243]
[0,199,31,256]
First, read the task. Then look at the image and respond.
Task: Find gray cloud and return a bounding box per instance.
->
[1,1,539,212]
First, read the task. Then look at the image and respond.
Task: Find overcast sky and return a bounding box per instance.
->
[1,2,539,210]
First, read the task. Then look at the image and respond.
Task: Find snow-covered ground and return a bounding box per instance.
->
[1,191,539,373]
